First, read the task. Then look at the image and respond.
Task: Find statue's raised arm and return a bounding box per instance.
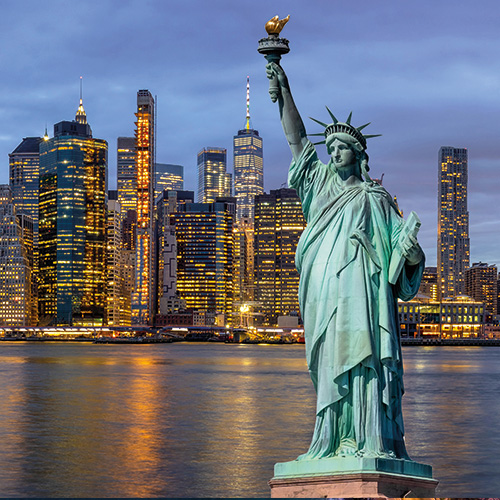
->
[266,62,308,162]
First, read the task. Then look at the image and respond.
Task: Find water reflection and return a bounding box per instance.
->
[0,343,498,497]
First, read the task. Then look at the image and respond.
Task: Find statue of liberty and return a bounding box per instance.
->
[265,59,425,461]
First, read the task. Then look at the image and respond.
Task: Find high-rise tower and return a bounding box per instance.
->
[197,147,231,203]
[233,77,263,222]
[438,146,469,299]
[38,90,107,326]
[117,137,136,213]
[131,90,155,324]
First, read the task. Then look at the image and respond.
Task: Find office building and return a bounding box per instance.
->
[117,137,136,214]
[233,77,263,222]
[418,266,439,301]
[197,147,231,203]
[131,90,155,324]
[465,262,498,315]
[173,199,235,322]
[438,146,469,298]
[38,96,107,326]
[0,185,33,326]
[156,190,193,317]
[155,163,184,199]
[233,217,255,304]
[254,188,306,325]
[106,198,131,325]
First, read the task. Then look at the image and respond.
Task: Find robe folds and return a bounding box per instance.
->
[289,141,424,459]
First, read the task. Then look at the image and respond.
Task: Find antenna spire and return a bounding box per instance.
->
[246,76,250,131]
[75,76,87,124]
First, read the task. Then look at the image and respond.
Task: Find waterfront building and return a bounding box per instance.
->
[233,77,263,222]
[254,188,306,325]
[38,96,107,326]
[155,163,184,199]
[106,198,131,325]
[418,266,439,301]
[438,146,469,298]
[465,262,498,315]
[173,199,235,323]
[117,137,136,214]
[131,90,155,325]
[399,295,484,339]
[197,147,231,203]
[0,185,33,326]
[155,190,193,318]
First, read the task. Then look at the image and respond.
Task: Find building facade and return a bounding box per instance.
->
[438,146,469,298]
[0,185,33,326]
[254,188,306,325]
[465,262,498,315]
[173,199,235,322]
[38,99,107,326]
[117,136,137,214]
[399,296,485,339]
[197,147,231,203]
[155,163,184,199]
[418,266,439,301]
[131,90,155,325]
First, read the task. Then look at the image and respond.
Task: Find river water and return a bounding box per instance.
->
[0,342,498,497]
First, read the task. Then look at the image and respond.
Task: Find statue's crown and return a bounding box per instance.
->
[309,107,381,150]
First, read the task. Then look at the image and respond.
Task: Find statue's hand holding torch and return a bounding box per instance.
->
[258,15,290,103]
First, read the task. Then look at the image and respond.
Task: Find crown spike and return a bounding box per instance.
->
[325,106,338,124]
[312,140,326,145]
[309,117,329,128]
[307,132,328,136]
[356,122,371,132]
[364,134,382,139]
[346,111,353,125]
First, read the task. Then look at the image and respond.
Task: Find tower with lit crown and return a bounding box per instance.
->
[233,77,264,222]
[38,82,107,326]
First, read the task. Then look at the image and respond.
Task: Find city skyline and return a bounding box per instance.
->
[1,0,500,266]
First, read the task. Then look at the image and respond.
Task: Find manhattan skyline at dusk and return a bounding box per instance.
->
[1,0,500,266]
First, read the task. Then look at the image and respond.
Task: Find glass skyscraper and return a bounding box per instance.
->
[438,146,469,299]
[38,98,107,326]
[233,77,263,222]
[197,148,231,203]
[117,136,136,213]
[155,163,184,199]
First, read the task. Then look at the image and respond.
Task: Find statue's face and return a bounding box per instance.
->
[329,139,356,169]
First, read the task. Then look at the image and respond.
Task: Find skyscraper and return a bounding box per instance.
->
[174,199,235,321]
[9,136,43,321]
[438,146,469,298]
[131,90,155,324]
[233,77,263,222]
[254,188,306,325]
[38,95,107,326]
[155,163,184,199]
[197,147,231,203]
[0,185,33,326]
[117,137,136,213]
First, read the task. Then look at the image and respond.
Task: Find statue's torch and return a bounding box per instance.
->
[258,15,290,102]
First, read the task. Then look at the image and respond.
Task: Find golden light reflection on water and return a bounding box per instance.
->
[0,343,498,497]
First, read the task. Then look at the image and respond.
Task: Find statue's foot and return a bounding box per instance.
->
[355,449,397,459]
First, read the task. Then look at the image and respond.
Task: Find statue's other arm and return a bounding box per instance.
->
[266,62,309,162]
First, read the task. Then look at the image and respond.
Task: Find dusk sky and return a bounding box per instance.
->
[1,0,499,267]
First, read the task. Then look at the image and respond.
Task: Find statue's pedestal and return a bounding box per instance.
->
[269,457,438,498]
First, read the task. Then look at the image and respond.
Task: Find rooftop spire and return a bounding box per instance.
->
[245,76,250,131]
[75,76,87,124]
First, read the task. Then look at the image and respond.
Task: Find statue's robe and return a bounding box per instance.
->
[289,141,424,459]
